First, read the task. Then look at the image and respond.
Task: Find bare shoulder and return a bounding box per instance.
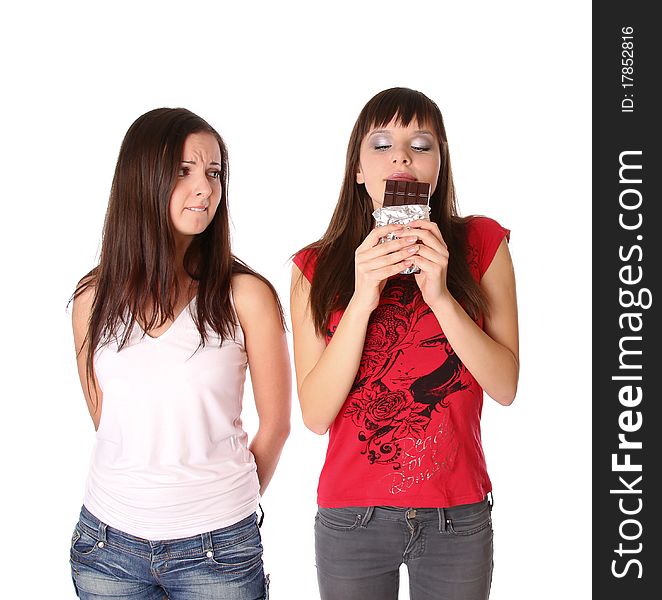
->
[232,272,278,308]
[290,262,311,294]
[72,279,97,326]
[72,283,96,316]
[482,238,515,284]
[231,273,282,326]
[72,280,97,351]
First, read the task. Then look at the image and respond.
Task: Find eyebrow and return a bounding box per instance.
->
[368,129,435,136]
[181,160,222,166]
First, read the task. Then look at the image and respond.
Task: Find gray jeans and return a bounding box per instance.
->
[314,498,493,600]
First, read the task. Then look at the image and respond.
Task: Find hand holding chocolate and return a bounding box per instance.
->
[373,180,431,274]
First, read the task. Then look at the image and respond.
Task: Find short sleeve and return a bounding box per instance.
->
[292,248,319,283]
[465,217,510,279]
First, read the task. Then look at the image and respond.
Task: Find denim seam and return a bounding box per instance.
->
[70,528,101,558]
[74,525,152,560]
[447,518,492,536]
[317,517,361,531]
[316,510,362,531]
[206,551,263,570]
[359,506,375,528]
[75,539,151,561]
[405,527,426,561]
[210,529,259,550]
[165,541,259,560]
[76,522,259,559]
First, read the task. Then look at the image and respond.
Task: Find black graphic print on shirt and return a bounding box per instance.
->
[327,276,473,471]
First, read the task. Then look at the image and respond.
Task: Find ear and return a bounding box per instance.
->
[356,166,365,185]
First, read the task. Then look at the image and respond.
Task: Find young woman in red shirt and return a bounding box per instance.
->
[291,87,519,600]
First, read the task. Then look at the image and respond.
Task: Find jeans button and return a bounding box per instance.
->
[98,542,105,548]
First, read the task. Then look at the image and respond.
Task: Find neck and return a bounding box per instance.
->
[174,234,193,267]
[172,234,196,297]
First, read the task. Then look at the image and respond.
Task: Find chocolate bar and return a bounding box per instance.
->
[383,180,430,207]
[375,180,432,275]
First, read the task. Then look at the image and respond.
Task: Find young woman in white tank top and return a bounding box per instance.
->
[69,108,290,600]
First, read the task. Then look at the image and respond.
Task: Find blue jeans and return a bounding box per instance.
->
[315,498,493,600]
[70,506,268,599]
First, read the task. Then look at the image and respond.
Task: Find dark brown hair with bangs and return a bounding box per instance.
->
[74,108,283,407]
[298,87,488,336]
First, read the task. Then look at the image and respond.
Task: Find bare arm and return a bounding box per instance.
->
[233,274,291,496]
[72,286,103,429]
[290,225,418,434]
[290,267,373,434]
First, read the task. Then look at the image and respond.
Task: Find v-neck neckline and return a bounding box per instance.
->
[138,297,195,341]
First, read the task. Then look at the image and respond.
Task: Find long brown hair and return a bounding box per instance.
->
[299,87,488,336]
[74,108,283,404]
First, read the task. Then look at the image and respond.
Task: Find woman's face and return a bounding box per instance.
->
[381,313,452,390]
[168,132,223,245]
[356,119,441,210]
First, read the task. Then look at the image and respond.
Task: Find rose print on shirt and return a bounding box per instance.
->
[345,384,431,465]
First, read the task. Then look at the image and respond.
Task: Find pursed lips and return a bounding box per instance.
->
[388,172,417,181]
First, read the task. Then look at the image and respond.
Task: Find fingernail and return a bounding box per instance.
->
[407,246,418,254]
[405,236,417,243]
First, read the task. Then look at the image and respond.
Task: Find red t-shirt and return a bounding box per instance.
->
[293,216,510,508]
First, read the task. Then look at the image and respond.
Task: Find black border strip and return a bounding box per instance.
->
[593,3,661,598]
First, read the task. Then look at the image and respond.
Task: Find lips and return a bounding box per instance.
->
[185,206,207,212]
[388,172,417,182]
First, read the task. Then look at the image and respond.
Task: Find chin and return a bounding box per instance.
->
[182,219,211,234]
[173,226,209,241]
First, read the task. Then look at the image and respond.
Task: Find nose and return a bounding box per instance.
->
[391,143,412,165]
[194,174,213,199]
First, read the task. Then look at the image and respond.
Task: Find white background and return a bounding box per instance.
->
[1,1,591,598]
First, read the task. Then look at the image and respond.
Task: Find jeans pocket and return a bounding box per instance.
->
[70,525,100,557]
[207,524,264,574]
[315,507,362,531]
[447,503,492,536]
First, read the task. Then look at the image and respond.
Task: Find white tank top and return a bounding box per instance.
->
[83,296,259,540]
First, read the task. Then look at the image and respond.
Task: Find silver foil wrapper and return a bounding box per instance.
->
[372,204,431,274]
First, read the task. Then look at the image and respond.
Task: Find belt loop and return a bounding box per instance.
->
[438,507,447,533]
[257,503,265,528]
[360,506,375,528]
[201,531,213,553]
[487,492,494,511]
[97,521,108,543]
